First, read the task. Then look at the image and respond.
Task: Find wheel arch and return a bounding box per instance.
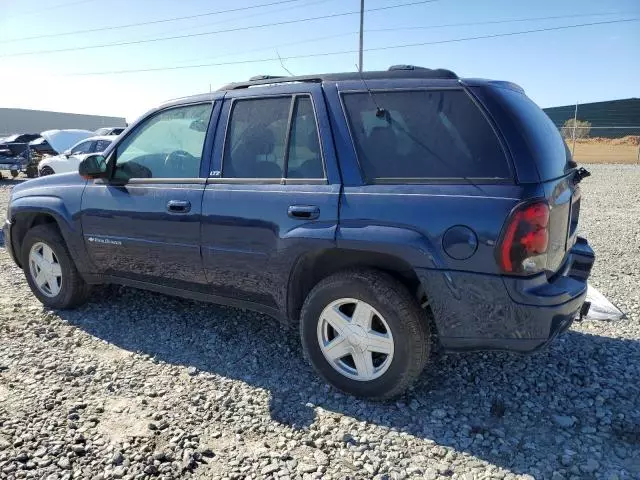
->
[287,248,429,325]
[9,198,79,269]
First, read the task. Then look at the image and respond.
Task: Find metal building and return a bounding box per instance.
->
[0,108,126,137]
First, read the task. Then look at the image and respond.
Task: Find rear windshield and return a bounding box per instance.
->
[490,87,570,181]
[342,89,510,182]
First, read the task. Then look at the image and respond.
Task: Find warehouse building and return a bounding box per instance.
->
[544,98,640,138]
[0,108,126,137]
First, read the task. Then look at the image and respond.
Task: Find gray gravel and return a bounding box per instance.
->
[1,164,639,480]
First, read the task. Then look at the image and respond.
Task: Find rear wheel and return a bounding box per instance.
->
[39,166,55,176]
[10,169,19,178]
[300,269,430,400]
[21,224,91,309]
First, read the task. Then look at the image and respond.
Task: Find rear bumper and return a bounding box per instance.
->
[417,237,595,353]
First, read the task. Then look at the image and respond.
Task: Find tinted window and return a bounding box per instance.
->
[94,140,112,152]
[286,97,323,178]
[223,97,290,178]
[343,90,509,181]
[115,103,212,179]
[490,87,569,180]
[71,141,93,154]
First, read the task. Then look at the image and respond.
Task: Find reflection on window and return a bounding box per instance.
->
[115,103,213,179]
[286,97,324,178]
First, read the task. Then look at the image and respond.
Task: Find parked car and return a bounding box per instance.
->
[94,127,125,136]
[39,136,114,176]
[3,67,594,399]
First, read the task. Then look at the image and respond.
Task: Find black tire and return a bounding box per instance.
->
[300,269,430,400]
[10,169,19,178]
[39,166,55,176]
[21,224,91,309]
[26,166,38,178]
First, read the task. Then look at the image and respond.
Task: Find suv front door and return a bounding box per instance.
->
[201,84,341,314]
[80,101,219,287]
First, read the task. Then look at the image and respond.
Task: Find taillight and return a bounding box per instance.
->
[497,201,549,274]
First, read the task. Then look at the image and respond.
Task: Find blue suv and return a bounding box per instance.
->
[3,67,594,399]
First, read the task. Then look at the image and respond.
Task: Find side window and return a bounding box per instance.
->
[286,97,324,178]
[342,90,510,181]
[223,97,290,179]
[71,141,93,155]
[94,140,111,152]
[114,103,213,180]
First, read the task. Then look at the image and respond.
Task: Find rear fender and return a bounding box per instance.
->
[336,224,446,270]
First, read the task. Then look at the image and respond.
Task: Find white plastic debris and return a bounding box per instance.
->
[584,284,625,321]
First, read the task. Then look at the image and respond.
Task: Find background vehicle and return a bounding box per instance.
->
[38,135,113,176]
[3,67,594,399]
[0,134,41,178]
[94,127,125,136]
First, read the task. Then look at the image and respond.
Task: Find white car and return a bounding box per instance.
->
[38,135,114,176]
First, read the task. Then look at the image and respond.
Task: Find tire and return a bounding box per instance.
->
[39,166,55,176]
[10,169,19,178]
[21,224,91,309]
[26,166,38,178]
[300,269,430,400]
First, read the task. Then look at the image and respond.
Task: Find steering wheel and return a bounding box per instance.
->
[164,150,195,176]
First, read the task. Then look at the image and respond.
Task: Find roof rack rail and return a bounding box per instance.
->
[218,68,458,90]
[388,64,427,71]
[248,75,288,81]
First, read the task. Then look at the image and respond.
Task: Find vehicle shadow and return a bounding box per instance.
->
[58,286,640,477]
[0,177,28,184]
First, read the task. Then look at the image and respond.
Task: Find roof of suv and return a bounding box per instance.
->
[218,66,458,90]
[159,66,524,111]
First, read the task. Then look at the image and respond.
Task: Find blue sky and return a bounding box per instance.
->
[0,0,638,122]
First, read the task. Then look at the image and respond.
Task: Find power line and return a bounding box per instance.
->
[66,18,640,76]
[0,0,309,44]
[168,11,637,67]
[0,0,440,58]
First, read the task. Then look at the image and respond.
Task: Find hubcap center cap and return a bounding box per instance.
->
[345,325,367,351]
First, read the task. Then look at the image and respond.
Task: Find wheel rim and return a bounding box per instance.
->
[317,298,395,382]
[28,242,63,298]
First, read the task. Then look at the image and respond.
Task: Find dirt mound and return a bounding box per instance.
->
[576,136,640,146]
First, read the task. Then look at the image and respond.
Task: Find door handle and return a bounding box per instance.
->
[167,200,191,213]
[288,205,320,220]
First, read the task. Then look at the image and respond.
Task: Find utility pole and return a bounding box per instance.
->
[571,101,578,156]
[358,0,364,72]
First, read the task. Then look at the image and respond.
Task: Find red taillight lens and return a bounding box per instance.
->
[498,201,550,274]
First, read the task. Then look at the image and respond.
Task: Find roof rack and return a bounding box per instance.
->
[218,66,458,90]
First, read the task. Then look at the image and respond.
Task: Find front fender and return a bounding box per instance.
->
[9,195,92,274]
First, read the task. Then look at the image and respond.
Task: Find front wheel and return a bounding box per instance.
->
[300,269,430,400]
[39,166,55,176]
[10,169,19,178]
[21,224,91,309]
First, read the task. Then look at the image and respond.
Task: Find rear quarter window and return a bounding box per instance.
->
[342,89,510,182]
[488,87,570,181]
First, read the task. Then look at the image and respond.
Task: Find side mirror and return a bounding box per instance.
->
[63,149,72,157]
[79,154,107,179]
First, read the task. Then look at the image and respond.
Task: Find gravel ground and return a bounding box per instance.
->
[0,164,638,480]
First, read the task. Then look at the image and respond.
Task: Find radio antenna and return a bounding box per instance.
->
[356,64,386,119]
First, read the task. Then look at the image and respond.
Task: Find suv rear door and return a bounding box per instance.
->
[201,83,341,313]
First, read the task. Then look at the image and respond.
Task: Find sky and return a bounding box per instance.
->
[0,0,638,123]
